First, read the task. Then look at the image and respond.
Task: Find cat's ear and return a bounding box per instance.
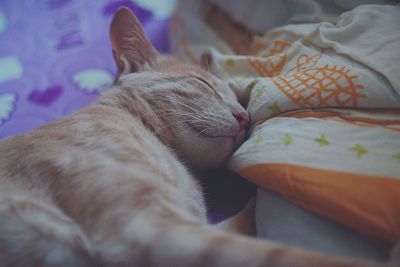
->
[110,8,158,74]
[200,52,213,71]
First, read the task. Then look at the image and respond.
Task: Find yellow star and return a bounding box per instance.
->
[234,77,245,84]
[314,134,330,147]
[283,134,294,147]
[255,86,267,97]
[267,101,281,115]
[225,59,235,67]
[349,144,368,159]
[254,135,263,144]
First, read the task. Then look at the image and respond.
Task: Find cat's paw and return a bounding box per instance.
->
[237,197,257,236]
[388,242,400,265]
[217,197,257,236]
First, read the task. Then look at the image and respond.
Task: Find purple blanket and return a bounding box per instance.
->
[0,0,170,138]
[0,0,255,222]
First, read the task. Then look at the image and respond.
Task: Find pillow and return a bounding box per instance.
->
[171,1,400,243]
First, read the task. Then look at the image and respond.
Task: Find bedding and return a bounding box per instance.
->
[171,0,400,258]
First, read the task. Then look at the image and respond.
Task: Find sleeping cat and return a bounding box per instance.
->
[0,8,398,267]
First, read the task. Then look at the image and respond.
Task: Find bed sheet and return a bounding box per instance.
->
[0,0,170,138]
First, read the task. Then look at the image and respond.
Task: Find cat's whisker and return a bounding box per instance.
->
[181,114,205,122]
[175,99,204,112]
[153,122,181,135]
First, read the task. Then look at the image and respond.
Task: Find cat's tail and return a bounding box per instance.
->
[143,219,394,267]
[0,191,95,267]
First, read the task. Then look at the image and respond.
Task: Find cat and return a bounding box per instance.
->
[0,7,398,267]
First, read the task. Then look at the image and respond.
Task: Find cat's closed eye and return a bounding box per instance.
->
[193,76,213,89]
[193,76,222,99]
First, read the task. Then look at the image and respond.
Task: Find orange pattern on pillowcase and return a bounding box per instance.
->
[271,64,365,108]
[247,39,291,77]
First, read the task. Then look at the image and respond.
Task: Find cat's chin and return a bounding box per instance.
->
[185,122,236,138]
[182,124,246,169]
[187,137,234,169]
[186,122,245,147]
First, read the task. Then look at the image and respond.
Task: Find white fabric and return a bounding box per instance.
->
[208,0,398,33]
[256,188,388,261]
[311,4,400,93]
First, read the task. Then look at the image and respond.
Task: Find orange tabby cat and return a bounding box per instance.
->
[0,8,398,267]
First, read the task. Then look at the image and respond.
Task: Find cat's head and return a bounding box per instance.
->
[108,8,249,169]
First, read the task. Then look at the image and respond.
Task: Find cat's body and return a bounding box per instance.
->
[0,8,398,267]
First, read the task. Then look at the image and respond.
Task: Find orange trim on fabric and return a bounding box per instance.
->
[386,126,400,132]
[239,163,400,243]
[341,116,400,125]
[249,110,340,130]
[281,111,341,119]
[284,112,400,125]
[251,110,400,132]
[281,111,400,132]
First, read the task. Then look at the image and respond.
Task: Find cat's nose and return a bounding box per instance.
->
[232,111,249,130]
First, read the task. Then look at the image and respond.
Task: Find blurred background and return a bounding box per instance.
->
[0,0,177,139]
